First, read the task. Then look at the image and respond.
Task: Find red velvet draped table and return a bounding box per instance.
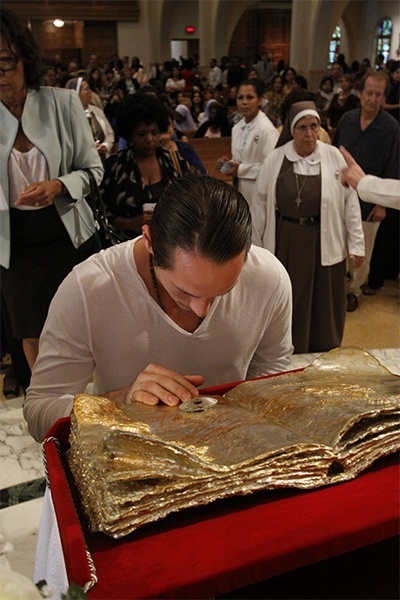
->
[43,376,400,600]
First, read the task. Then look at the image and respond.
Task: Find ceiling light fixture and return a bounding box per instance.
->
[53,19,65,28]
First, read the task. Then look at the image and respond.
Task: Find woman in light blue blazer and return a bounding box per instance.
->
[0,7,103,379]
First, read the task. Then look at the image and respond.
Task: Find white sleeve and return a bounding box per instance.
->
[246,255,293,377]
[252,162,268,247]
[252,154,277,251]
[357,175,400,210]
[23,270,95,442]
[93,105,115,155]
[344,184,365,257]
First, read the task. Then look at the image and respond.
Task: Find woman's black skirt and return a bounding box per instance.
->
[0,205,96,339]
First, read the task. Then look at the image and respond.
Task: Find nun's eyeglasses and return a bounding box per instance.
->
[294,123,319,134]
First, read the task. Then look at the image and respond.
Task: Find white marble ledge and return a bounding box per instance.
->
[0,408,43,490]
[0,394,24,414]
[0,497,44,581]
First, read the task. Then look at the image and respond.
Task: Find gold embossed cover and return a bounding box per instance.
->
[67,348,400,538]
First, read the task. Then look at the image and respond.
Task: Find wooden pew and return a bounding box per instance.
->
[187,137,232,182]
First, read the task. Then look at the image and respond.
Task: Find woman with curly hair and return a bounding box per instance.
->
[100,93,195,238]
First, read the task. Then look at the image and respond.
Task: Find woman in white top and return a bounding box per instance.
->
[217,79,278,229]
[66,76,115,160]
[165,66,186,95]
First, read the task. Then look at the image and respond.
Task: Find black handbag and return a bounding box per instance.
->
[85,169,129,250]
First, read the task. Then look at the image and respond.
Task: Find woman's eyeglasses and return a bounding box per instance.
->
[294,123,320,134]
[0,55,20,72]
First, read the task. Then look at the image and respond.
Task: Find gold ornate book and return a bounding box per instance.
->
[67,347,400,538]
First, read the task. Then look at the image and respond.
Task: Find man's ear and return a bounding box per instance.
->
[142,224,153,253]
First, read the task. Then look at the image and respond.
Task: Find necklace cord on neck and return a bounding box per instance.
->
[149,254,165,310]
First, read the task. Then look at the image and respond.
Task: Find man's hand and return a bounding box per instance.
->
[339,146,366,191]
[106,364,204,408]
[14,179,64,208]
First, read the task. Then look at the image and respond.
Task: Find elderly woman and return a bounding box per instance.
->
[100,93,194,238]
[65,76,115,161]
[173,93,198,135]
[0,7,103,376]
[253,101,365,353]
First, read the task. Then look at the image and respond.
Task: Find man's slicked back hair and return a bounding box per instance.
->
[150,176,252,269]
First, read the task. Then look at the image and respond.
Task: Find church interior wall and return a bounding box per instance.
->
[342,0,399,64]
[3,0,399,86]
[117,20,151,68]
[167,0,199,40]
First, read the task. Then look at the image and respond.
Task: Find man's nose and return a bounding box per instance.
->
[190,298,212,318]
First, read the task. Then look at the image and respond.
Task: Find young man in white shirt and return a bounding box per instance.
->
[24,176,293,442]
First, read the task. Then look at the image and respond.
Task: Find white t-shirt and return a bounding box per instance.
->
[166,77,185,91]
[24,238,293,442]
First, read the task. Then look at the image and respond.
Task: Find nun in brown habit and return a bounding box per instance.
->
[253,101,364,353]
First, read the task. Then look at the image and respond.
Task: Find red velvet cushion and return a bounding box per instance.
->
[43,374,399,599]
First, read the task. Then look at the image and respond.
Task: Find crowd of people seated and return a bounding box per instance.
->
[1,10,399,398]
[38,49,399,144]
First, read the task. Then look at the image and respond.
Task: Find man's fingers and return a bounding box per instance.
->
[143,363,201,395]
[130,381,191,406]
[340,174,350,187]
[129,364,203,406]
[183,374,205,387]
[129,387,170,406]
[339,145,356,166]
